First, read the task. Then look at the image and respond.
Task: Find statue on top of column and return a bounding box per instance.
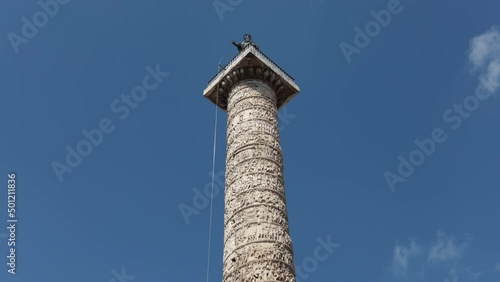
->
[232,34,259,52]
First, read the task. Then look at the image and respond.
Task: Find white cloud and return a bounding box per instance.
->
[428,231,467,265]
[391,239,421,276]
[443,267,458,282]
[469,26,500,68]
[469,26,500,93]
[388,231,477,282]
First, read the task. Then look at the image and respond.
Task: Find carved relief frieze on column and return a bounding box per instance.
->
[222,80,296,282]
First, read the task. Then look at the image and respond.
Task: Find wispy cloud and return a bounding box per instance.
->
[388,231,478,281]
[495,262,500,271]
[469,25,500,93]
[428,231,467,265]
[449,266,482,282]
[444,266,459,282]
[392,239,421,276]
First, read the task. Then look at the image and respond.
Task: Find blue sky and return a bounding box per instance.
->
[1,0,499,281]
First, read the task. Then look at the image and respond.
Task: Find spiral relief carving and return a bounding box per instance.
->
[223,78,296,282]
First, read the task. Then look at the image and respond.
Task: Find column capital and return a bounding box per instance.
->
[203,45,300,111]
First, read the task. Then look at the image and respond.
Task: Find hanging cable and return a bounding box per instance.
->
[206,54,226,282]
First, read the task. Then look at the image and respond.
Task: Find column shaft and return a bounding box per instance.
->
[223,79,296,282]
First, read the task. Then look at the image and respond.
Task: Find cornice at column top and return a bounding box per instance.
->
[203,45,300,111]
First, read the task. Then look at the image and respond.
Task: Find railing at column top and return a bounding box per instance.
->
[207,46,296,86]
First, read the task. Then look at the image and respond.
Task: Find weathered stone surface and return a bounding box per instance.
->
[223,79,296,282]
[203,45,300,111]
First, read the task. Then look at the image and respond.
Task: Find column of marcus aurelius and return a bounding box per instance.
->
[203,35,300,282]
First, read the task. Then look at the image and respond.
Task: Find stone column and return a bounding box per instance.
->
[203,44,300,282]
[223,79,295,282]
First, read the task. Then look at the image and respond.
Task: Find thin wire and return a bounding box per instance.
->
[206,55,226,282]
